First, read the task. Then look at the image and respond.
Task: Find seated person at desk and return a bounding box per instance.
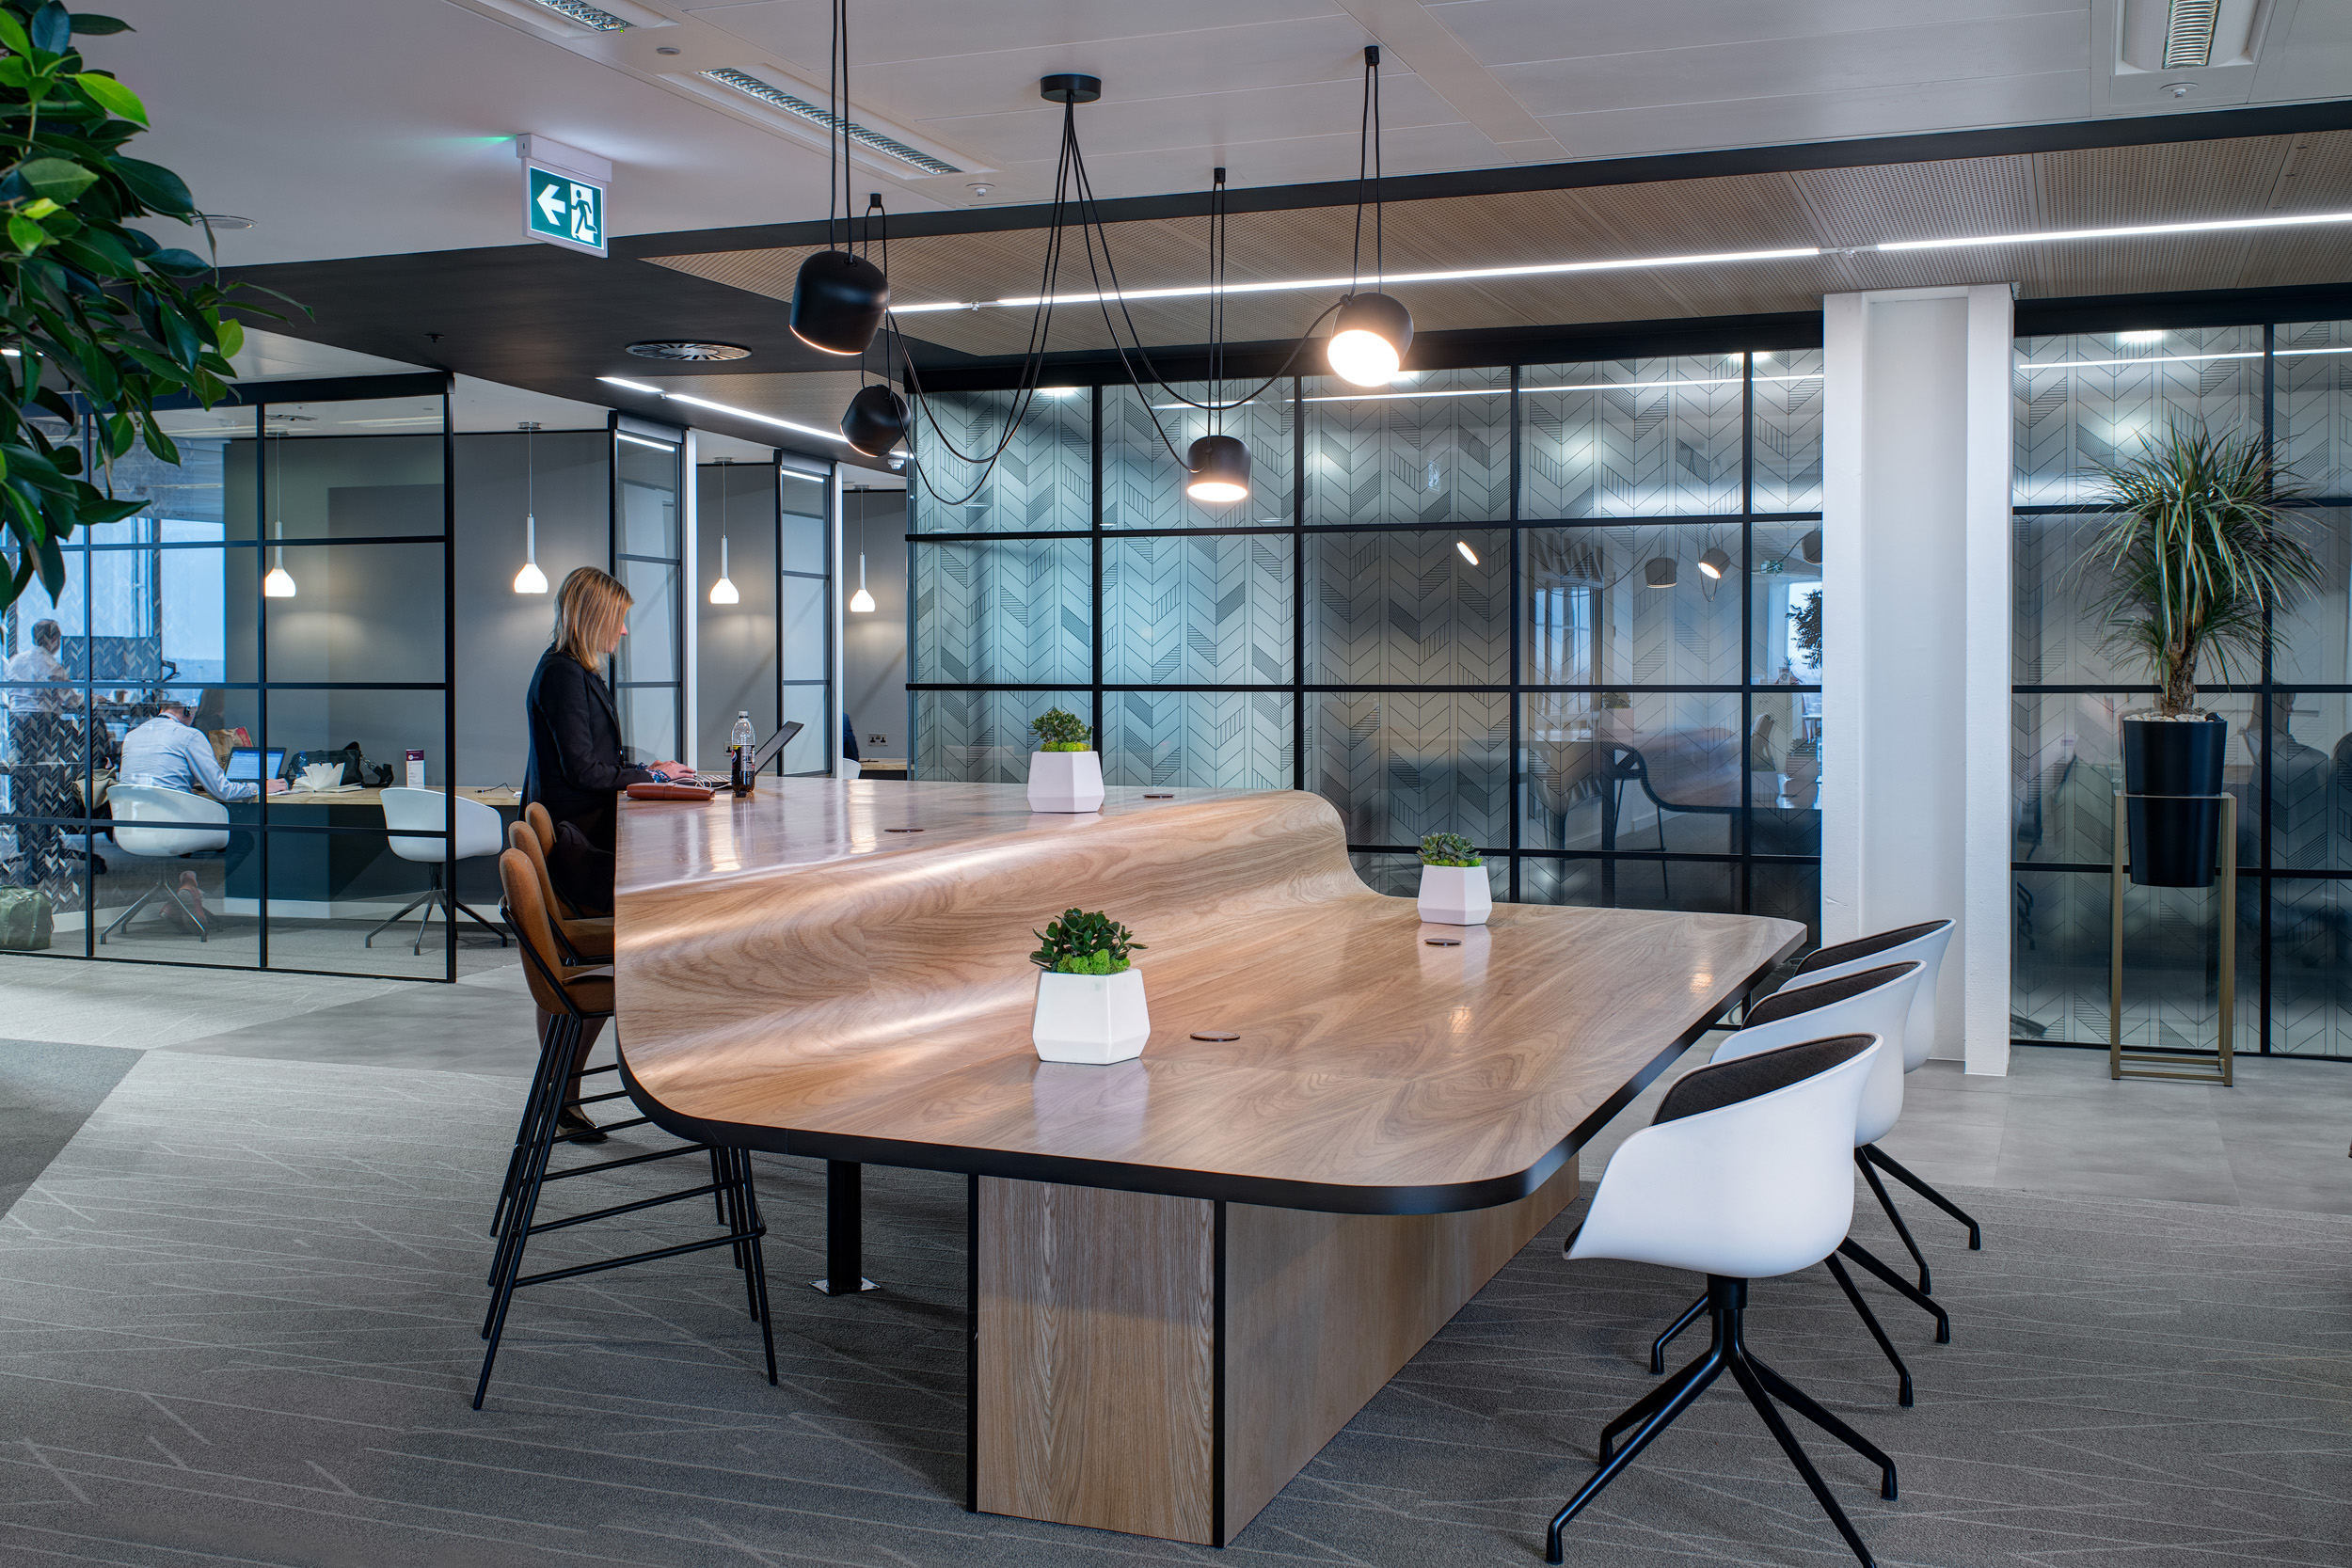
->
[5,618,83,716]
[525,566,690,917]
[119,700,287,800]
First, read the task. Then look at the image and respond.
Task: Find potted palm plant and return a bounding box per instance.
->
[2079,424,2321,887]
[1416,832,1490,926]
[1025,705,1104,813]
[1029,909,1150,1064]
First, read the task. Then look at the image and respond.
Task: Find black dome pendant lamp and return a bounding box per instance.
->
[791,0,888,356]
[1328,45,1412,387]
[842,381,908,456]
[1184,166,1251,505]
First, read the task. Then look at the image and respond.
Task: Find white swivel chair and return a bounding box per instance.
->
[101,785,230,943]
[1647,961,1944,1406]
[1548,1035,1895,1568]
[1791,920,1979,1284]
[368,788,509,955]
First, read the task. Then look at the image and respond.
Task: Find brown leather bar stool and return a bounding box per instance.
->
[478,847,776,1410]
[507,818,613,964]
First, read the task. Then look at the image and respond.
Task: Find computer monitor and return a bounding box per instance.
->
[225,746,287,784]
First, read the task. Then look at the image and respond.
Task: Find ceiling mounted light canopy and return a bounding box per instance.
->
[1327,45,1413,388]
[1645,557,1677,588]
[1697,546,1732,580]
[790,0,889,357]
[841,382,908,457]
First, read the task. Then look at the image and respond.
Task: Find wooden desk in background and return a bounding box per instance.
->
[613,781,1803,1545]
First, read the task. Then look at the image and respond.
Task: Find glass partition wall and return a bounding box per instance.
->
[2014,317,2352,1058]
[911,352,1827,950]
[612,420,686,766]
[0,373,460,977]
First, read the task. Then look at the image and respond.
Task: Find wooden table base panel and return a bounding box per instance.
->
[973,1161,1579,1544]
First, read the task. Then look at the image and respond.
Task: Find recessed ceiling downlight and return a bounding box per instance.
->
[527,0,629,30]
[626,341,752,362]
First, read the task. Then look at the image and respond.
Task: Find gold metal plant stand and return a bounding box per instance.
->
[2109,786,2234,1086]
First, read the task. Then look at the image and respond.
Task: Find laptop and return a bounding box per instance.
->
[694,721,803,788]
[225,746,288,784]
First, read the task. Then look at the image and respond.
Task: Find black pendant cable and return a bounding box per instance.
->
[839,189,910,457]
[1327,44,1412,386]
[1183,167,1248,503]
[790,0,888,356]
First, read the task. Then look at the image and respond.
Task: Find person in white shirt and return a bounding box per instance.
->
[4,619,81,715]
[119,701,286,801]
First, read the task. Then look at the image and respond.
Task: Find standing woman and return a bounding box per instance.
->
[522,568,689,1138]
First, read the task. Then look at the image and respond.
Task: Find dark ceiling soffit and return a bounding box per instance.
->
[2013,279,2352,334]
[154,371,453,411]
[907,311,1827,391]
[614,99,2352,259]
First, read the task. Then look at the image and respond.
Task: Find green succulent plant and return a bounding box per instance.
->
[1420,832,1482,867]
[1029,908,1145,974]
[1028,705,1090,752]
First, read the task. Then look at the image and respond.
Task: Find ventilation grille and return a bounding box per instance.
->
[702,68,961,176]
[2163,0,2218,69]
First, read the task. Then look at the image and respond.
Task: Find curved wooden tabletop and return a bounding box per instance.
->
[613,780,1805,1213]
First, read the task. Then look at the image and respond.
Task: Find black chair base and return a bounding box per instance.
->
[1549,1275,1894,1568]
[1860,1142,1983,1280]
[99,867,213,944]
[1649,1249,1924,1407]
[475,1005,776,1410]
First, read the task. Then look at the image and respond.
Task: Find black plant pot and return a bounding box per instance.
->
[2121,714,2227,888]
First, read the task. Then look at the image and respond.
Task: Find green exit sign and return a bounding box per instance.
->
[525,165,606,256]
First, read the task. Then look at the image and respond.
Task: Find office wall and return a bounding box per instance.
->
[695,462,780,766]
[451,431,612,785]
[841,489,907,758]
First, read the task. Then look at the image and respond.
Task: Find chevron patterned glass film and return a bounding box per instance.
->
[913,538,1089,685]
[916,689,1089,783]
[1309,691,1507,850]
[2011,868,2258,1050]
[1753,350,1826,513]
[1520,693,1743,861]
[1104,534,1292,686]
[1525,527,1744,688]
[1104,382,1294,530]
[2277,322,2352,499]
[1303,368,1509,526]
[909,389,1090,533]
[2271,509,2352,687]
[1518,853,1736,917]
[1521,355,1745,519]
[2013,327,2262,506]
[1105,691,1292,790]
[1308,530,1507,686]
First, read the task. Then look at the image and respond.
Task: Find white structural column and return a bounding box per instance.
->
[1820,284,2015,1075]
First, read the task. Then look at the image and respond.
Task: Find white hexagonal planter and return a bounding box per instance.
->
[1416,863,1491,926]
[1027,750,1104,813]
[1032,968,1151,1065]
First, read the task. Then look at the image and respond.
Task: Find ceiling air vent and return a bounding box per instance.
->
[627,341,751,362]
[2162,0,2218,68]
[701,68,961,176]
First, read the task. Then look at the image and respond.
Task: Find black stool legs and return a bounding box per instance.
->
[1549,1275,1893,1568]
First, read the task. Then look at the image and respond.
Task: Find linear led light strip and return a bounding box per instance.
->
[702,69,961,177]
[601,376,909,456]
[886,210,2352,315]
[2020,345,2352,372]
[1151,372,1825,409]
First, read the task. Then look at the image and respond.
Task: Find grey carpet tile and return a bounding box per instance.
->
[0,1052,2347,1568]
[0,1040,142,1221]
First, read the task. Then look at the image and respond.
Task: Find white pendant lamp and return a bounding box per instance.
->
[262,426,295,597]
[514,422,548,594]
[848,487,876,611]
[1327,47,1413,388]
[709,460,739,604]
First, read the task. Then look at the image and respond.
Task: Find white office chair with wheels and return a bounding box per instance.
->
[1547,1034,1894,1568]
[1646,962,1944,1405]
[102,784,230,943]
[1790,920,1978,1282]
[369,788,509,954]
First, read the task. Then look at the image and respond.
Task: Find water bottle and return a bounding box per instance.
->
[728,711,756,795]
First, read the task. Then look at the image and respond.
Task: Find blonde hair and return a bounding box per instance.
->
[552,566,632,671]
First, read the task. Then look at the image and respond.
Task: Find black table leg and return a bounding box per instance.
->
[812,1160,878,1295]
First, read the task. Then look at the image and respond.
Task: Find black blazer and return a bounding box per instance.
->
[522,648,655,851]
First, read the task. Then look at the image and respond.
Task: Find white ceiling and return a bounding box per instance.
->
[109,0,2352,270]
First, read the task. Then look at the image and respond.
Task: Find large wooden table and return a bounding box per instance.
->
[613,781,1803,1545]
